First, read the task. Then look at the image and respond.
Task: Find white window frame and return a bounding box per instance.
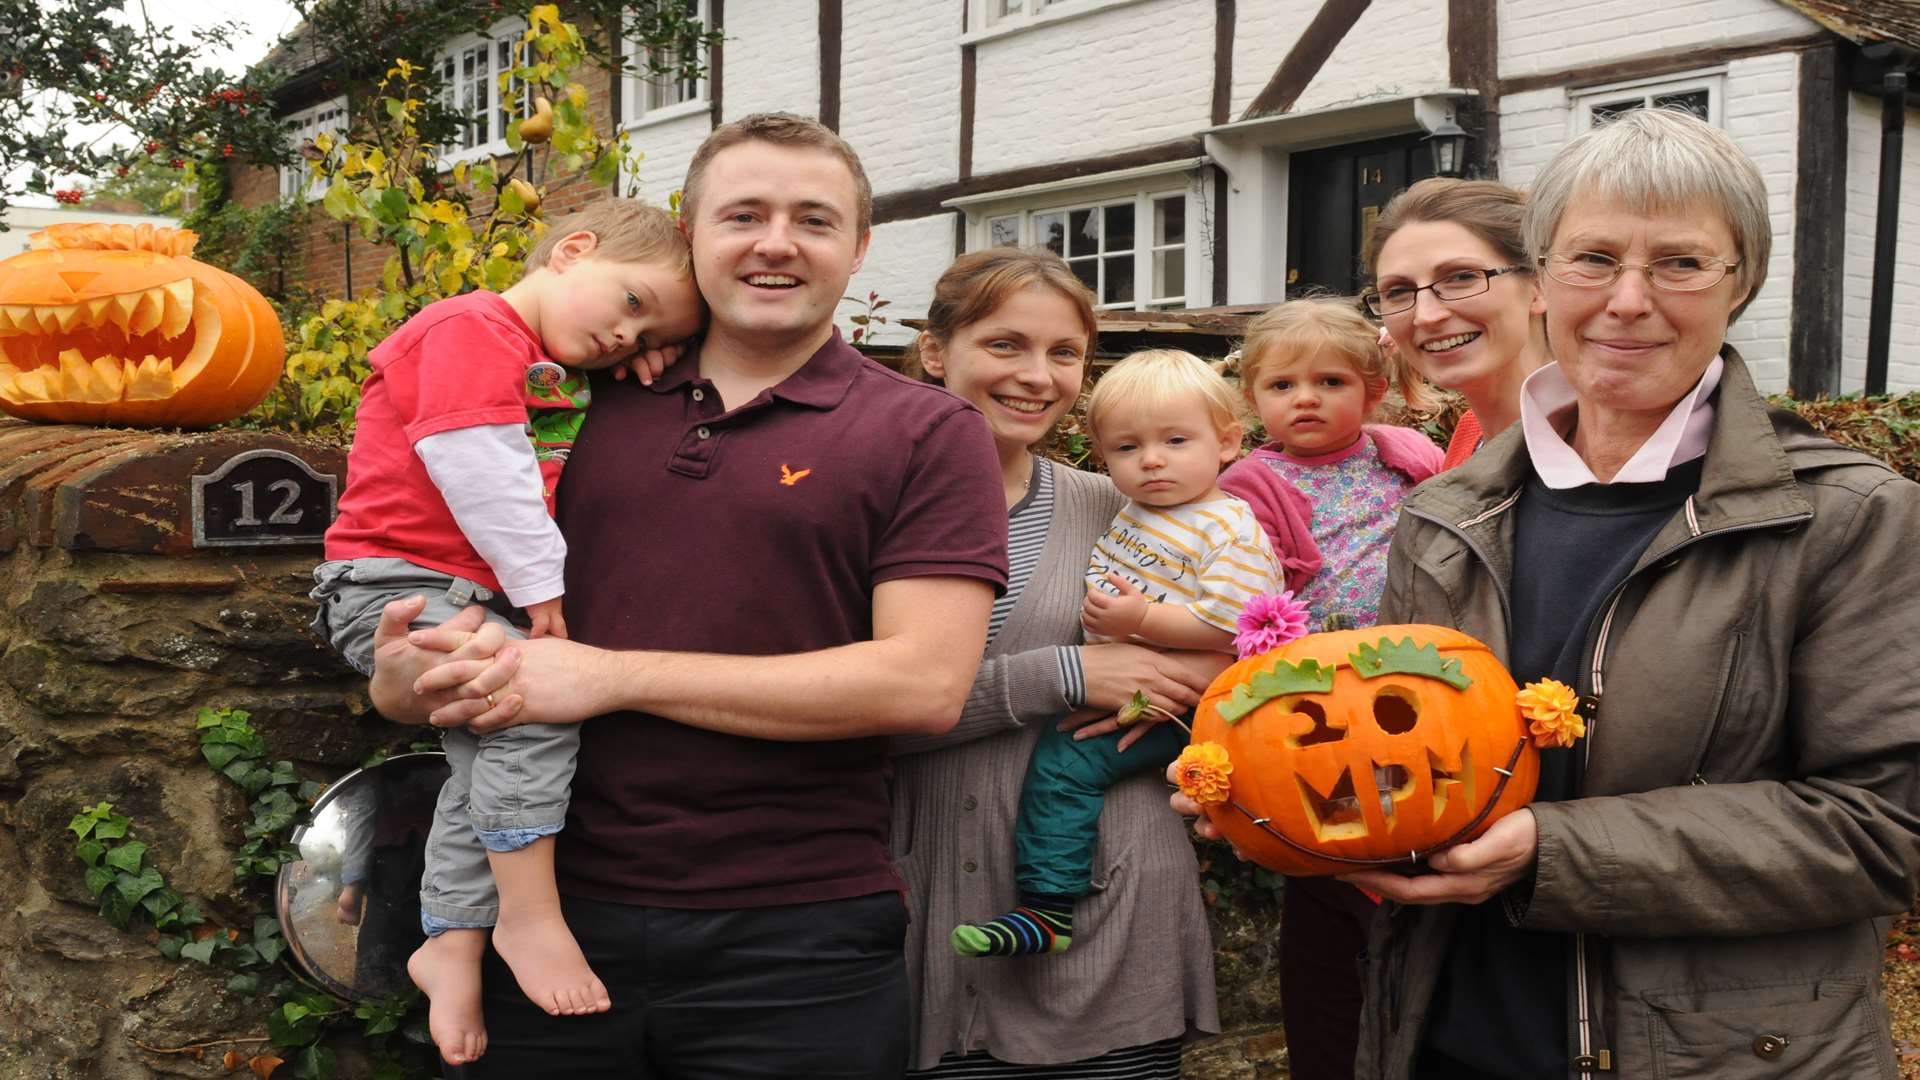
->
[976,186,1193,311]
[622,0,711,130]
[963,0,1154,42]
[1570,68,1725,134]
[985,0,1066,24]
[280,97,348,202]
[435,18,532,165]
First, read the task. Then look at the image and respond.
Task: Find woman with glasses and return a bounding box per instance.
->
[1361,179,1551,469]
[1328,108,1920,1078]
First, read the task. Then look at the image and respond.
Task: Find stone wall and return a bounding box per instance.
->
[0,419,390,1078]
[0,417,1290,1077]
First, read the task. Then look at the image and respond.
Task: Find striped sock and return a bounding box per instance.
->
[949,897,1074,958]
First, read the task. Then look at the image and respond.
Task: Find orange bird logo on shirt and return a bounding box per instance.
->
[780,464,812,486]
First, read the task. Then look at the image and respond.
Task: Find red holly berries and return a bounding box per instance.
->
[53,189,84,205]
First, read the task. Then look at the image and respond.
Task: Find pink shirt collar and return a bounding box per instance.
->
[1519,356,1722,489]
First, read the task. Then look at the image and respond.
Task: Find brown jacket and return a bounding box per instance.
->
[1356,352,1920,1079]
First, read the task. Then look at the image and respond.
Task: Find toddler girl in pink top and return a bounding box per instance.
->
[1219,297,1442,628]
[1215,295,1442,1080]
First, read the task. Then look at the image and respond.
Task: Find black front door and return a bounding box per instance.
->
[1286,132,1436,298]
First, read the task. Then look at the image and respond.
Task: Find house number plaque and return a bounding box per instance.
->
[191,448,339,548]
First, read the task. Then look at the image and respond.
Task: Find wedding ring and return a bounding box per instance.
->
[484,691,497,708]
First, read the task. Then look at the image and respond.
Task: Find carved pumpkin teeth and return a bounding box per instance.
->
[127,354,174,400]
[92,354,124,399]
[106,291,138,331]
[160,281,193,338]
[6,367,48,402]
[128,289,164,336]
[50,303,86,333]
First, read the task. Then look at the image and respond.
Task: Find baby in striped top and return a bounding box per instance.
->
[952,349,1281,959]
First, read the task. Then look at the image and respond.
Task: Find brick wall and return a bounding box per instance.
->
[839,0,961,195]
[620,107,712,208]
[1842,93,1920,393]
[839,213,958,347]
[1230,0,1322,117]
[1498,0,1818,79]
[1719,52,1798,392]
[1290,0,1451,114]
[720,0,820,121]
[235,46,621,300]
[1495,86,1569,185]
[970,0,1213,175]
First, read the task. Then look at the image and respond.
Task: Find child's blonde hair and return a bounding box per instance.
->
[528,199,692,277]
[1237,296,1431,413]
[1086,349,1244,445]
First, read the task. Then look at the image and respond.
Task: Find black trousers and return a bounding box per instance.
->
[1279,875,1379,1080]
[449,891,910,1079]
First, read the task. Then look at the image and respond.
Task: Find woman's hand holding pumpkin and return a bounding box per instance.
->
[1338,809,1539,906]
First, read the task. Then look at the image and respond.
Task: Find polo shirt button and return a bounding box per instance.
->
[696,426,711,439]
[965,984,977,996]
[691,388,704,402]
[962,795,977,811]
[963,859,977,873]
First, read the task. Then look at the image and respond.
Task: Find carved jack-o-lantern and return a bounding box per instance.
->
[0,222,284,427]
[1190,625,1540,876]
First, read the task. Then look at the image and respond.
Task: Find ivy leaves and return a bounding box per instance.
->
[197,707,325,881]
[68,802,203,933]
[74,707,435,1076]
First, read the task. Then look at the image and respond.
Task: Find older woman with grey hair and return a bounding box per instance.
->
[1181,107,1920,1079]
[1346,106,1920,1080]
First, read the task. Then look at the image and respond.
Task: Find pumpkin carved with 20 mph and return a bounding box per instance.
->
[1190,625,1540,876]
[0,223,284,427]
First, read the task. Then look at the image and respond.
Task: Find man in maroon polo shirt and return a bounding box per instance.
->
[368,114,1007,1077]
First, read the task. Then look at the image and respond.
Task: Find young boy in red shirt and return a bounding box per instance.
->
[313,199,703,1066]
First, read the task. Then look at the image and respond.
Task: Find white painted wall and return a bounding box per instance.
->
[1229,0,1322,118]
[1496,54,1803,394]
[622,108,714,208]
[970,0,1213,175]
[1289,0,1452,113]
[1717,53,1798,393]
[720,0,822,122]
[1842,94,1920,394]
[1499,0,1817,80]
[840,0,963,194]
[838,213,957,347]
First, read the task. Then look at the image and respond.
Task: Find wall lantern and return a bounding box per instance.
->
[1424,115,1472,179]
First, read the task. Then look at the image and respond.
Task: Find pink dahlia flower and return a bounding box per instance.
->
[1234,591,1311,659]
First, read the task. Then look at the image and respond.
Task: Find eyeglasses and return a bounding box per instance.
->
[1361,266,1530,317]
[1539,251,1740,292]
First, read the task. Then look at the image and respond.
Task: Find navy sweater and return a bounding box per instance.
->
[1420,458,1703,1079]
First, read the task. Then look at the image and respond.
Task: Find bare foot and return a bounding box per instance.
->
[491,900,610,1016]
[407,930,489,1065]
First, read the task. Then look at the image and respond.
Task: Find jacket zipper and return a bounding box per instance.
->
[1688,628,1745,786]
[1569,502,1811,1079]
[1416,495,1811,1080]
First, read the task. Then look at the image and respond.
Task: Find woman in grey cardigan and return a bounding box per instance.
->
[892,247,1228,1077]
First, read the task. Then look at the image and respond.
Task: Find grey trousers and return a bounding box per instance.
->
[312,557,581,930]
